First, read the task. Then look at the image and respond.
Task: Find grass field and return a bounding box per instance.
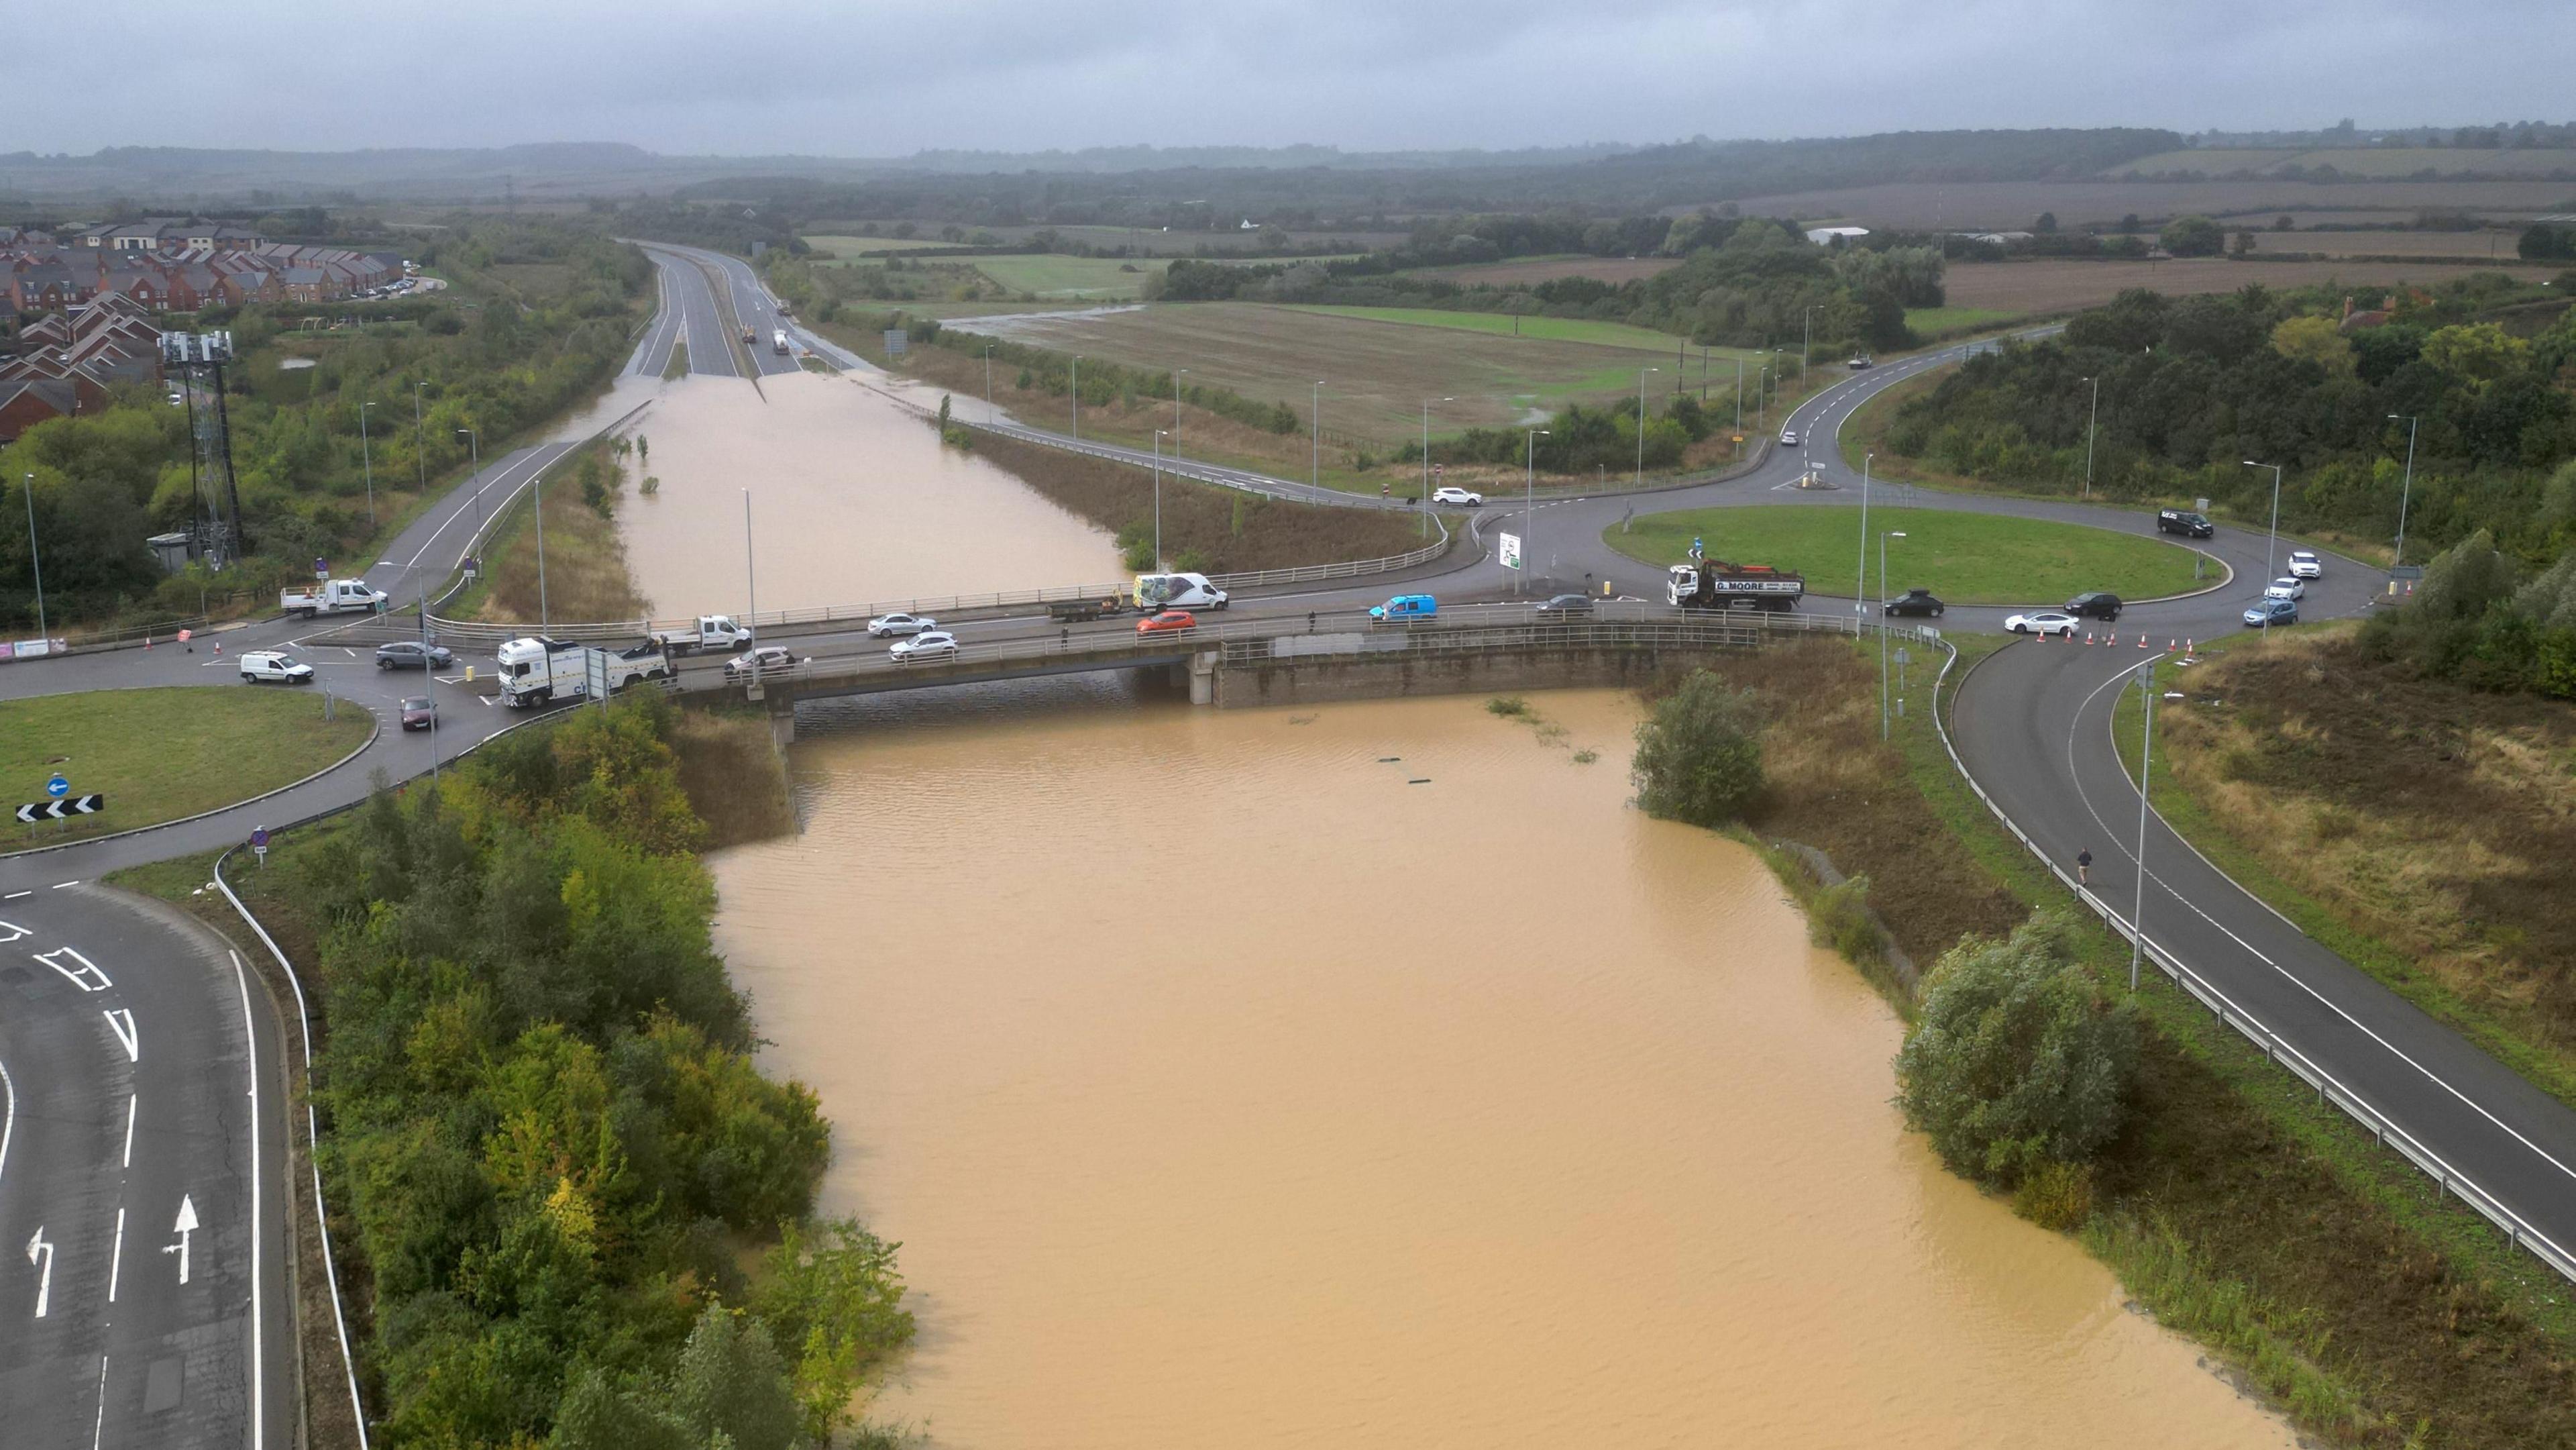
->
[2115,147,2576,179]
[1943,255,2559,317]
[1726,178,2576,232]
[802,234,957,256]
[1904,305,2024,336]
[2245,229,2534,260]
[1605,504,2206,604]
[1280,304,1720,355]
[2,686,374,847]
[1397,255,1684,287]
[962,254,1164,299]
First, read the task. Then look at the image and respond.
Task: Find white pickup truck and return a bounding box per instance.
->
[647,615,755,655]
[282,578,388,616]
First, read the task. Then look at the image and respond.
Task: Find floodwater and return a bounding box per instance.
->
[712,687,2296,1450]
[615,370,1121,618]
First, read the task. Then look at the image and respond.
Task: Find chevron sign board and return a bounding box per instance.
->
[15,794,105,823]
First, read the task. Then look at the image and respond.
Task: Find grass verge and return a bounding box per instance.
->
[3,686,372,848]
[1605,503,2210,605]
[468,436,650,625]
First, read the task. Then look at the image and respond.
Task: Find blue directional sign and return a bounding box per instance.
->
[46,775,68,798]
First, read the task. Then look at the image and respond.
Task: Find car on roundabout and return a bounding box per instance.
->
[1534,593,1594,617]
[1431,485,1484,507]
[2003,611,2080,637]
[1884,587,1945,618]
[890,631,960,662]
[723,645,796,680]
[867,611,938,637]
[2263,576,2306,601]
[237,650,314,684]
[2287,550,2323,578]
[2065,590,2123,621]
[1135,610,1197,635]
[2243,598,2299,628]
[400,696,437,731]
[374,639,453,671]
[1780,428,1800,446]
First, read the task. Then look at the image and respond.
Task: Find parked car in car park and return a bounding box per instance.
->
[374,640,453,671]
[2004,611,2080,637]
[1534,593,1594,616]
[2263,577,2306,601]
[1134,611,1197,635]
[400,696,436,731]
[2065,591,2123,621]
[2244,598,2299,627]
[237,650,314,684]
[867,611,938,637]
[2287,549,2323,579]
[890,631,960,662]
[723,645,796,680]
[1884,587,1945,618]
[1431,485,1484,506]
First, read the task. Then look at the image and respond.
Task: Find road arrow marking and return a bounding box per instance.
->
[26,1229,51,1317]
[102,1009,138,1063]
[162,1196,197,1285]
[34,947,112,992]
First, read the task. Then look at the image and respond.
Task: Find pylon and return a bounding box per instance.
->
[2138,633,2150,649]
[2084,632,2094,645]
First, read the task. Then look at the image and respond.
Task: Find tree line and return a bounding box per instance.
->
[286,696,912,1447]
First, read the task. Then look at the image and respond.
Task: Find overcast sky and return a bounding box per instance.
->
[21,0,2576,156]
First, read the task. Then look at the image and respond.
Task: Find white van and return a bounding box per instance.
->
[1132,572,1230,611]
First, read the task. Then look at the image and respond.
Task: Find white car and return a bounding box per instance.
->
[1430,485,1483,507]
[2287,550,2323,579]
[238,650,314,684]
[867,611,938,637]
[2003,611,2080,637]
[1780,429,1800,446]
[890,631,959,663]
[2263,576,2306,601]
[722,645,795,680]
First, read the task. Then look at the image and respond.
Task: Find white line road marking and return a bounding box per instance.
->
[105,1206,124,1303]
[27,1228,52,1317]
[231,947,264,1450]
[0,1056,13,1196]
[121,1094,135,1169]
[102,1010,138,1062]
[34,947,112,992]
[0,917,26,940]
[50,880,77,888]
[1,891,28,901]
[91,1354,107,1450]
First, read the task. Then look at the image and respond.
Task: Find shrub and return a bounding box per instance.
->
[1631,670,1765,826]
[1894,911,2139,1186]
[2012,1159,2096,1229]
[1486,695,1530,717]
[1807,874,1882,966]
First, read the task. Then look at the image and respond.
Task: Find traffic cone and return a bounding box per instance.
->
[2084,632,2094,645]
[2138,633,2150,649]
[213,641,223,656]
[2167,639,2178,652]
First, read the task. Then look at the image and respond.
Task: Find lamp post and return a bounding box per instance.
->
[982,344,996,424]
[1855,452,1873,624]
[1880,530,1906,739]
[1733,356,1744,429]
[1420,396,1452,538]
[533,463,549,631]
[1173,368,1188,458]
[2242,460,2284,629]
[19,472,44,643]
[1070,355,1081,441]
[2081,374,2100,500]
[2387,413,2419,568]
[1521,428,1550,595]
[411,380,426,493]
[1311,379,1324,493]
[1802,306,1812,370]
[742,489,757,629]
[455,427,482,535]
[358,400,378,527]
[1152,430,1169,569]
[1635,366,1658,487]
[2129,659,2157,992]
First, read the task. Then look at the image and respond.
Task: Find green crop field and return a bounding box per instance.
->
[1903,306,2025,337]
[1280,305,1733,356]
[1,684,374,847]
[969,254,1168,299]
[1605,505,2210,606]
[801,234,956,256]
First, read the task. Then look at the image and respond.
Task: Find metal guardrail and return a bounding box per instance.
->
[1923,637,2576,1287]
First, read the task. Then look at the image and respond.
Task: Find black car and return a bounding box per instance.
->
[2156,508,2214,539]
[1534,593,1595,617]
[374,640,454,671]
[2065,591,2123,621]
[1884,587,1945,618]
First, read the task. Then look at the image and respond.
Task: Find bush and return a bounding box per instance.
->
[1631,670,1765,826]
[2012,1159,2096,1229]
[1806,874,1882,966]
[1894,911,2139,1186]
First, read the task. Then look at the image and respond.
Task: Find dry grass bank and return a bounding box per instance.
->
[668,705,796,849]
[472,438,651,625]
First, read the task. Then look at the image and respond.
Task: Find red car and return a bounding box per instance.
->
[1136,609,1197,635]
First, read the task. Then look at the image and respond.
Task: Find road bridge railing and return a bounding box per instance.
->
[1926,638,2576,1288]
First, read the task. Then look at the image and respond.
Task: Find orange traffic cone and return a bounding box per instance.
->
[2138,633,2150,649]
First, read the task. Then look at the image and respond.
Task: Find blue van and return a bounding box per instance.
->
[1368,593,1438,623]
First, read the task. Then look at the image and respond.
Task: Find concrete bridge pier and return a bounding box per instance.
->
[766,696,798,748]
[1189,651,1217,705]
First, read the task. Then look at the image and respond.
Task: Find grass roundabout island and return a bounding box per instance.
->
[1,683,375,849]
[1604,505,2216,607]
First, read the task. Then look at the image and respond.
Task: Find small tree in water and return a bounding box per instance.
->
[1629,670,1764,827]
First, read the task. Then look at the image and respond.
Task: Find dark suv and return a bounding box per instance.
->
[1884,588,1945,618]
[2065,591,2123,621]
[2157,508,2214,538]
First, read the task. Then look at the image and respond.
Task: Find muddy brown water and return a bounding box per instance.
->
[616,371,1122,618]
[712,686,2296,1449]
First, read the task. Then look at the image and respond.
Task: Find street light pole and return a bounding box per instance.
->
[19,472,44,642]
[1420,396,1452,538]
[742,489,757,629]
[533,464,550,631]
[456,428,482,535]
[983,345,995,424]
[1856,452,1873,624]
[358,400,377,527]
[1070,356,1081,441]
[1153,430,1169,569]
[1802,307,1811,370]
[2243,460,2284,632]
[2130,660,2157,992]
[1173,368,1188,458]
[1521,429,1550,595]
[1880,530,1907,739]
[2082,375,2099,500]
[1733,357,1744,430]
[1311,380,1324,493]
[1635,366,1658,486]
[412,380,426,493]
[2387,413,2419,568]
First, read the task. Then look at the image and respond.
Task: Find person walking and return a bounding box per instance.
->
[2076,848,2093,886]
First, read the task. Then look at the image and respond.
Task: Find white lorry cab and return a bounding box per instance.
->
[281,578,388,616]
[496,637,670,709]
[1132,572,1230,611]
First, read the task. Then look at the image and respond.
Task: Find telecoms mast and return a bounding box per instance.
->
[160,329,248,566]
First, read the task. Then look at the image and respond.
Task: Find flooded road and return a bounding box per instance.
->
[712,687,2295,1449]
[616,371,1121,617]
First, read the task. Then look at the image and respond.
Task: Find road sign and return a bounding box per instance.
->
[250,826,270,849]
[1499,533,1523,570]
[46,775,68,798]
[15,795,103,824]
[1434,464,1444,476]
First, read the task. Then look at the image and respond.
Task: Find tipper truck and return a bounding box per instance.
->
[1666,558,1805,612]
[771,329,790,356]
[496,636,672,709]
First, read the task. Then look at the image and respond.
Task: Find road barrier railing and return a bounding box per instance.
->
[1925,637,2576,1288]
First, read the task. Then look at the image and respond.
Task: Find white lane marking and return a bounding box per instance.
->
[50,881,77,889]
[2060,656,2576,1192]
[91,1354,108,1450]
[162,1196,196,1285]
[120,1094,134,1169]
[231,947,265,1450]
[27,1228,52,1317]
[34,947,113,992]
[102,1010,138,1062]
[0,1055,13,1195]
[0,917,25,940]
[2,891,30,901]
[105,1206,124,1303]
